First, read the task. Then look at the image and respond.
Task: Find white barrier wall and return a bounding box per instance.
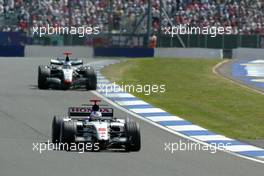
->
[154,48,223,59]
[232,48,264,60]
[25,46,93,58]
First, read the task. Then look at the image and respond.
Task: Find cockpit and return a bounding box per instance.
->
[62,62,72,69]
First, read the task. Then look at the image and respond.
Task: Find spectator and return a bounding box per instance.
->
[0,0,4,15]
[0,0,263,35]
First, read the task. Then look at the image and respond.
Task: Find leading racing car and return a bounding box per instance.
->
[38,52,97,90]
[51,99,141,152]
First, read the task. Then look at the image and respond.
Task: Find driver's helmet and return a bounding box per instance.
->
[92,104,99,111]
[90,111,102,120]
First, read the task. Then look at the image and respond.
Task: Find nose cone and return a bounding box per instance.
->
[64,79,72,84]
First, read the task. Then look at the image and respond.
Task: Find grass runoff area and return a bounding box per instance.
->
[102,58,264,140]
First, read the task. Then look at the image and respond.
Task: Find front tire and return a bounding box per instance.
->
[60,121,77,150]
[125,121,141,152]
[38,65,50,89]
[51,116,63,144]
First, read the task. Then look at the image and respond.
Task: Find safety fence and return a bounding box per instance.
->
[2,45,264,60]
[1,32,264,49]
[158,34,264,49]
[0,46,24,57]
[0,32,263,59]
[94,47,154,57]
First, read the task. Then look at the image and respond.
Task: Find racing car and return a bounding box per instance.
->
[51,99,141,152]
[38,52,97,90]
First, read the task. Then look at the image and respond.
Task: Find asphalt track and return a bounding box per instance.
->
[217,58,264,94]
[216,59,264,148]
[0,57,263,176]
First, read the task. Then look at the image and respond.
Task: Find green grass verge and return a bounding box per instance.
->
[102,58,264,140]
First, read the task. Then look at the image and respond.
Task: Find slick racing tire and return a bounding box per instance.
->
[38,65,50,89]
[51,116,63,144]
[125,121,141,152]
[60,121,77,150]
[85,69,97,90]
[61,83,71,90]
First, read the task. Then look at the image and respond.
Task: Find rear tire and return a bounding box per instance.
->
[38,65,50,89]
[85,69,97,90]
[51,116,63,144]
[125,121,141,152]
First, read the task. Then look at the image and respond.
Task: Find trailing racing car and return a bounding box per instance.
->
[38,52,97,90]
[51,99,141,152]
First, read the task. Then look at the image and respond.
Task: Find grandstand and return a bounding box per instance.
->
[0,0,263,33]
[0,0,263,48]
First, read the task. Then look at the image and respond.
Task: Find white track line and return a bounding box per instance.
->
[168,125,207,131]
[106,93,135,98]
[146,116,184,122]
[115,100,148,106]
[224,145,264,152]
[251,79,264,83]
[130,108,165,113]
[192,135,233,141]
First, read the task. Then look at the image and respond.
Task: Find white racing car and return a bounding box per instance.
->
[38,52,97,90]
[51,99,141,152]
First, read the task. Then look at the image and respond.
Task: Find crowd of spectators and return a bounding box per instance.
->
[0,0,263,35]
[162,0,264,34]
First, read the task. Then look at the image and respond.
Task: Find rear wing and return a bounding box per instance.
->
[50,59,63,65]
[50,59,83,66]
[68,107,113,117]
[71,60,83,66]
